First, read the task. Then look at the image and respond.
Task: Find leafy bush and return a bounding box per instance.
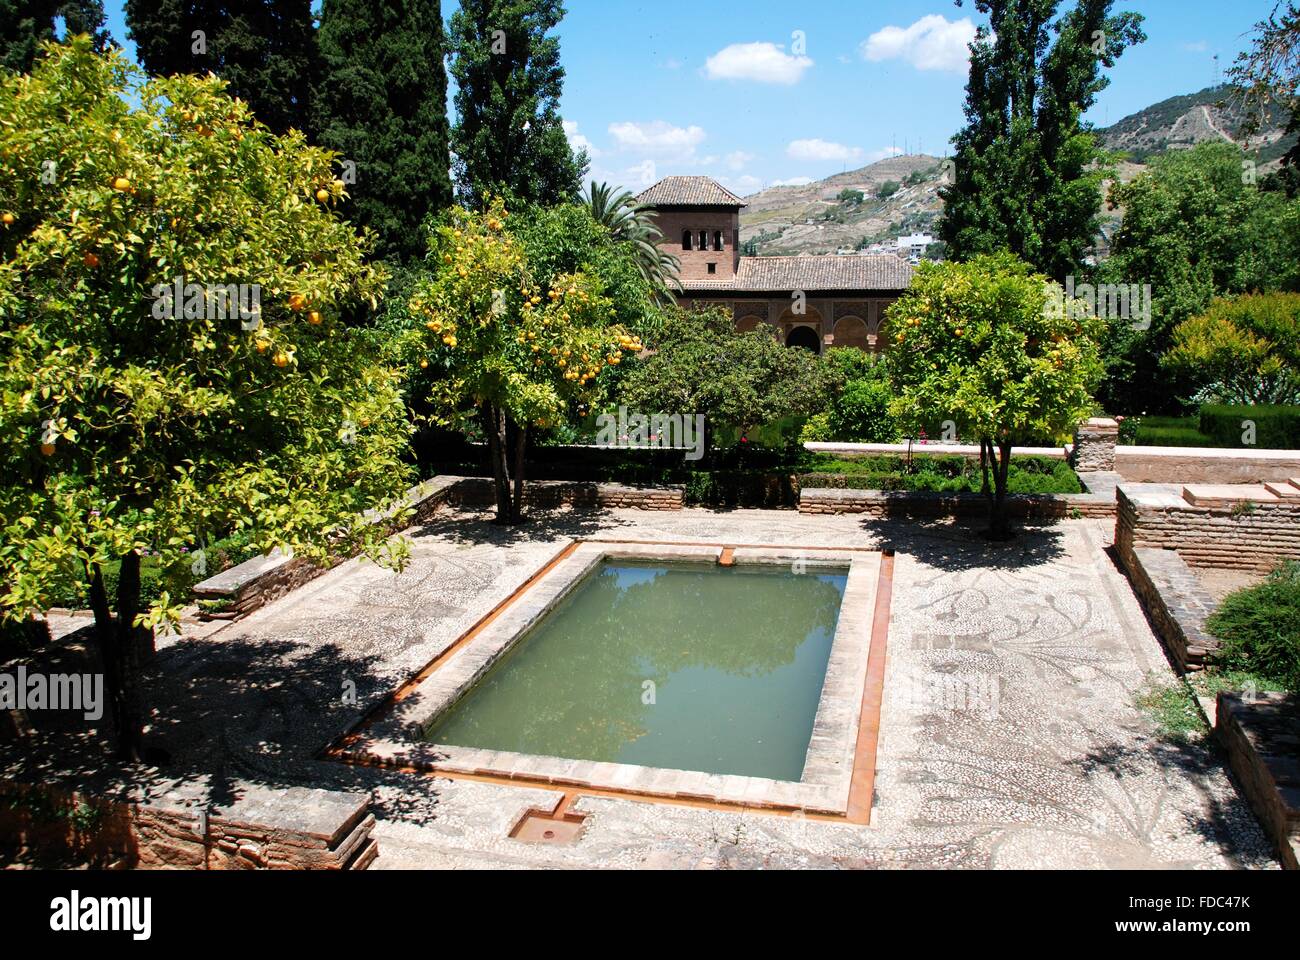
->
[828,378,897,442]
[1207,562,1300,691]
[1162,293,1300,405]
[798,455,1081,494]
[1199,404,1300,449]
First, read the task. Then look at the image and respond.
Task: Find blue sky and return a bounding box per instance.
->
[99,0,1279,196]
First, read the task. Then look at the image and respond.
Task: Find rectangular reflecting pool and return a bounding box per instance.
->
[422,560,849,781]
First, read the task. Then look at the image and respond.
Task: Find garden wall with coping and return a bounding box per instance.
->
[1116,485,1300,572]
[442,476,685,511]
[797,476,1118,520]
[1215,692,1300,871]
[0,775,377,870]
[1118,545,1220,671]
[192,476,463,618]
[1114,446,1300,484]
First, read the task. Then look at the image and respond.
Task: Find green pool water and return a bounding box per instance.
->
[422,560,848,781]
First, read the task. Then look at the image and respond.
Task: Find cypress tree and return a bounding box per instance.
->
[448,0,586,208]
[313,0,453,263]
[1,1,110,73]
[939,0,1145,280]
[124,0,315,133]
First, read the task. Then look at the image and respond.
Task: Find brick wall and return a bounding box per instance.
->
[1116,487,1300,572]
[1073,417,1118,472]
[446,478,684,511]
[1216,692,1300,870]
[1119,545,1220,670]
[649,209,740,284]
[798,487,1115,519]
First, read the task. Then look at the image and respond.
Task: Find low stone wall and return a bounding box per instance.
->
[798,486,1115,520]
[1115,446,1300,484]
[444,477,685,511]
[1119,546,1220,671]
[0,777,377,870]
[1216,692,1300,870]
[1116,486,1300,572]
[193,476,462,618]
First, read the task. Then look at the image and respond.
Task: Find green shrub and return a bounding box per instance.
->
[797,454,1081,494]
[1199,404,1300,449]
[828,378,897,442]
[1206,562,1300,691]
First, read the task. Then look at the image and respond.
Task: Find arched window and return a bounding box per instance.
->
[713,231,723,251]
[698,230,708,251]
[682,230,692,251]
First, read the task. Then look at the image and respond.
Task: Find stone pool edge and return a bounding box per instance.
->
[341,541,880,817]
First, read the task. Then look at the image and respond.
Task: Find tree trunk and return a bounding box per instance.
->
[986,440,1015,541]
[484,403,512,525]
[88,558,148,761]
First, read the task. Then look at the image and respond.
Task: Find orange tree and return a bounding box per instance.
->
[406,199,641,524]
[0,39,413,759]
[883,253,1102,540]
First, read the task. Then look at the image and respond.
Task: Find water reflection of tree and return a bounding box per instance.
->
[430,563,847,763]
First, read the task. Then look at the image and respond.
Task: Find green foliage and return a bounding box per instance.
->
[940,1,1145,280]
[1,0,109,72]
[876,181,899,200]
[837,188,865,205]
[448,0,586,208]
[1100,143,1300,413]
[885,254,1103,446]
[618,306,831,452]
[124,0,316,133]
[1199,404,1300,449]
[1135,677,1207,741]
[827,379,896,443]
[1207,562,1300,692]
[0,39,412,626]
[583,181,681,301]
[1162,294,1300,405]
[312,0,452,263]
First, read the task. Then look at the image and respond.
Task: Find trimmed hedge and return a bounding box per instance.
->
[1199,404,1300,449]
[798,455,1082,494]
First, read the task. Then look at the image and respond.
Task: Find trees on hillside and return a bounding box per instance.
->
[884,255,1103,540]
[940,0,1145,280]
[312,0,452,262]
[1,1,110,72]
[125,0,316,133]
[448,0,586,208]
[1230,2,1299,195]
[0,40,411,759]
[1099,142,1300,412]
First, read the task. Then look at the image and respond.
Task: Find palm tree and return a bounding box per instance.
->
[584,181,682,302]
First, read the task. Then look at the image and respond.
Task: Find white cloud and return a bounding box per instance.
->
[626,159,658,187]
[608,120,707,161]
[861,15,977,72]
[562,120,599,158]
[704,42,814,85]
[722,174,764,195]
[865,146,905,164]
[787,138,864,163]
[771,176,814,187]
[725,151,755,171]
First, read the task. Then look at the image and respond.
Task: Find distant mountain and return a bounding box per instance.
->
[739,154,948,257]
[1097,84,1294,164]
[739,85,1295,259]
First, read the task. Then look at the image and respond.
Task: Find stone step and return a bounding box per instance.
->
[1291,478,1300,491]
[1264,481,1300,498]
[1182,484,1279,507]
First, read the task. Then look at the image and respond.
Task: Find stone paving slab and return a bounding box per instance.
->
[102,505,1278,869]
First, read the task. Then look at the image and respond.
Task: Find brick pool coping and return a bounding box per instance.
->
[341,541,881,817]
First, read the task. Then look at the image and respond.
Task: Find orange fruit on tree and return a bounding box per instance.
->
[272,351,290,367]
[316,188,330,203]
[82,252,100,268]
[40,442,56,456]
[111,176,131,192]
[1,212,14,226]
[288,294,307,312]
[308,311,322,326]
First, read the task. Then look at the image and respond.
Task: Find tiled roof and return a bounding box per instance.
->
[636,176,747,208]
[682,255,914,293]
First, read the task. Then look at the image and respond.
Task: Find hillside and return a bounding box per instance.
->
[739,85,1295,258]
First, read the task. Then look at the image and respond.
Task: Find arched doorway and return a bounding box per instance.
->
[786,325,821,353]
[832,316,869,352]
[736,315,764,334]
